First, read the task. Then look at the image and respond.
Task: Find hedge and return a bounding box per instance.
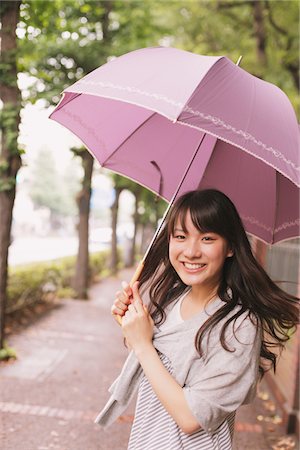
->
[6,250,111,314]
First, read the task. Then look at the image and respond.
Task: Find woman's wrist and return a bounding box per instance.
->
[133,341,155,359]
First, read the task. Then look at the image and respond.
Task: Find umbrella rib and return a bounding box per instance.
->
[101,112,156,166]
[272,171,279,244]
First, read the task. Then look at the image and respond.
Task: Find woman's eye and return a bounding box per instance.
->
[174,234,185,240]
[202,236,214,241]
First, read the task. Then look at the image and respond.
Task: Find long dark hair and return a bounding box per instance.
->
[139,189,299,377]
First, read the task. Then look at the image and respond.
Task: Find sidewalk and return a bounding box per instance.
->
[0,269,297,450]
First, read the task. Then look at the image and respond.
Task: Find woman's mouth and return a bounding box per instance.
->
[182,262,206,271]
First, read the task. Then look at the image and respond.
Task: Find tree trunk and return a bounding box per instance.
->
[72,152,94,299]
[0,1,22,350]
[252,0,267,66]
[129,187,142,267]
[110,187,122,274]
[71,1,113,296]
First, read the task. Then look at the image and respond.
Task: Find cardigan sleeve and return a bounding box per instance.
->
[183,314,261,434]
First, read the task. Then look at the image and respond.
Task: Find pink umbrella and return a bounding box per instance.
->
[50,47,299,248]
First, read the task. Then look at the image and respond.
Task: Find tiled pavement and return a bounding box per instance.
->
[0,269,297,450]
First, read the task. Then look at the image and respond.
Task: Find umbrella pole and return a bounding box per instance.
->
[116,133,207,324]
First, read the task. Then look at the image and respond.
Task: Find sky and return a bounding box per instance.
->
[19,104,81,171]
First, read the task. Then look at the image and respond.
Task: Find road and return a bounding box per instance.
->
[8,236,109,266]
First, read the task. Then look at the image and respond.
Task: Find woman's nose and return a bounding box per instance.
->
[183,240,202,258]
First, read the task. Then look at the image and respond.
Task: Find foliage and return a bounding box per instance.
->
[0,0,23,351]
[18,0,298,215]
[19,0,298,107]
[6,249,110,313]
[90,250,113,279]
[0,103,23,156]
[12,0,300,277]
[0,1,23,163]
[0,343,17,362]
[18,0,171,105]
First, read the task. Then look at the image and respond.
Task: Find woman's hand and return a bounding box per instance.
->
[111,281,133,324]
[121,281,154,354]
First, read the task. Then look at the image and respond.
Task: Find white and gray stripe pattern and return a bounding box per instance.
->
[128,353,235,450]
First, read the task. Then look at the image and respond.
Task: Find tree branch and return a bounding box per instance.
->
[264,1,287,36]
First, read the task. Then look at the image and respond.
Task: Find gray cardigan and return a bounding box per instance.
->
[95,296,261,433]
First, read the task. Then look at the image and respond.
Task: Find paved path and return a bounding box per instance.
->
[0,269,296,450]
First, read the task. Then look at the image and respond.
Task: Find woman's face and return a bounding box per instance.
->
[169,211,233,292]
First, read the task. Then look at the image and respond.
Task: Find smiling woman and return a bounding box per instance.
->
[96,189,299,450]
[169,215,233,316]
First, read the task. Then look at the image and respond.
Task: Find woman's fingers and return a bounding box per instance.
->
[116,289,131,305]
[111,304,126,316]
[131,281,144,314]
[116,291,130,307]
[121,281,133,300]
[111,281,133,321]
[117,282,132,304]
[112,280,151,327]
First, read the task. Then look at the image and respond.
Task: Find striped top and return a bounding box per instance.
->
[128,352,235,450]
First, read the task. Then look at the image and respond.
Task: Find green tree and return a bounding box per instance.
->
[19,0,117,296]
[18,0,171,105]
[19,0,174,290]
[0,1,22,351]
[29,148,63,220]
[109,174,137,274]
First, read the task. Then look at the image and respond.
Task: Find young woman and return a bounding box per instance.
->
[95,189,299,450]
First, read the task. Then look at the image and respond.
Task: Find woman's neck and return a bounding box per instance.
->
[180,285,219,320]
[190,284,219,306]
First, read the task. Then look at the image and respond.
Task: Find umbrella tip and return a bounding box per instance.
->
[236,55,243,66]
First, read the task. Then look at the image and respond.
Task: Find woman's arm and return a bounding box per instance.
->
[135,342,201,434]
[121,282,201,435]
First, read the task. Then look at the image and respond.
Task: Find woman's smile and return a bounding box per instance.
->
[181,262,207,272]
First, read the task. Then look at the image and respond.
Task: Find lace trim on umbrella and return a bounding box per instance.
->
[73,80,299,173]
[182,106,299,172]
[241,215,273,233]
[76,80,184,108]
[275,219,300,233]
[242,215,300,234]
[60,108,108,152]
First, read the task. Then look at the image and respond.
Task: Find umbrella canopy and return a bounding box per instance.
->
[50,47,300,244]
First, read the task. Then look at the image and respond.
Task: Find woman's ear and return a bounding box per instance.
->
[227,249,234,258]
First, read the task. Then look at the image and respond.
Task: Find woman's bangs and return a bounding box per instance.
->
[189,203,219,234]
[168,190,227,237]
[168,204,189,236]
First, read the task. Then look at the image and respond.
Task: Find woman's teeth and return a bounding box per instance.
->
[183,263,205,269]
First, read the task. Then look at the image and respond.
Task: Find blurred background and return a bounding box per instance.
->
[1,0,299,443]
